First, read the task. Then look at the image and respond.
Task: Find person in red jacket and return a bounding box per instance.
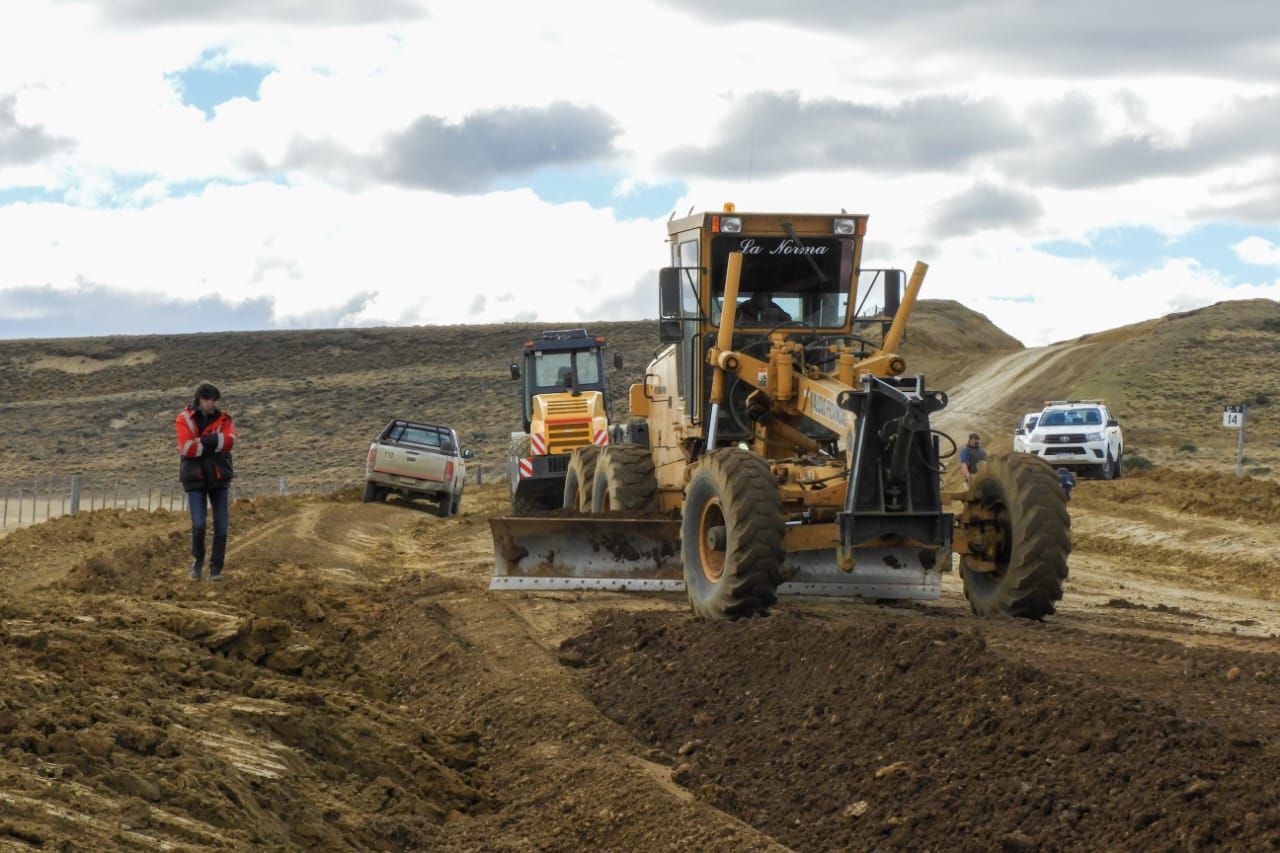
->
[175,382,238,581]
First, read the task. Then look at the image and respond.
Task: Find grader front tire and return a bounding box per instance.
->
[960,454,1071,619]
[681,449,785,620]
[590,445,659,513]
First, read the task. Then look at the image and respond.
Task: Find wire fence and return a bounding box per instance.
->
[0,464,492,535]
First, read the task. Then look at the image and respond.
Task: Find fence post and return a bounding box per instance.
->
[3,489,8,527]
[279,476,286,496]
[47,480,53,520]
[17,489,23,526]
[476,465,483,486]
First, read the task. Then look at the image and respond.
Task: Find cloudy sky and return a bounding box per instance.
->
[2,1,1279,345]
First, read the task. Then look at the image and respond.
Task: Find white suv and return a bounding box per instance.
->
[1012,412,1040,453]
[1022,400,1124,479]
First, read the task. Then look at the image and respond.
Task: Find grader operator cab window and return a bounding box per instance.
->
[708,234,853,330]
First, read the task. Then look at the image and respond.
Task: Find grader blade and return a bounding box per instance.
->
[779,547,941,600]
[488,516,683,591]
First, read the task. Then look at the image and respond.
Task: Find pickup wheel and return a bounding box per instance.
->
[450,487,463,516]
[362,482,380,503]
[435,491,453,518]
[1113,450,1124,479]
[1097,451,1116,481]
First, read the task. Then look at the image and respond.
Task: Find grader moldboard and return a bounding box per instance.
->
[489,206,1070,619]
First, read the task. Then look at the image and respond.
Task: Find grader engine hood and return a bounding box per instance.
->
[530,391,609,455]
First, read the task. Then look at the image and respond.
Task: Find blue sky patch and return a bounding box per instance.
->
[1036,223,1280,281]
[168,49,272,119]
[0,186,65,206]
[498,165,685,220]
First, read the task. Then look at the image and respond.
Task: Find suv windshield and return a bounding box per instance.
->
[708,235,853,329]
[1040,408,1103,427]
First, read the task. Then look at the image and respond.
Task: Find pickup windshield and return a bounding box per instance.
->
[385,422,455,452]
[1039,409,1103,427]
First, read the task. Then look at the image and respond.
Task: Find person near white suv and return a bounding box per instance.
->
[1019,400,1124,480]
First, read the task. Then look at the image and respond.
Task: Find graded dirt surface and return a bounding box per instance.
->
[2,468,1278,851]
[3,301,1280,850]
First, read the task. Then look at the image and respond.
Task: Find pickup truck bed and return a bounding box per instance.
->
[364,419,468,517]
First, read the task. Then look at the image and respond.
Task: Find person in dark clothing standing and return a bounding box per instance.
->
[1056,467,1077,501]
[175,383,238,581]
[958,432,987,489]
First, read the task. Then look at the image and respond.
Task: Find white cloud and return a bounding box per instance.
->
[1232,236,1280,267]
[2,0,1280,344]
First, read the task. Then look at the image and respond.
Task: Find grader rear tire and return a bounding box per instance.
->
[681,449,785,619]
[960,454,1071,619]
[590,445,658,513]
[564,446,601,512]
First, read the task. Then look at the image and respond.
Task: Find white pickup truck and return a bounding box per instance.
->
[364,419,473,517]
[1020,400,1124,480]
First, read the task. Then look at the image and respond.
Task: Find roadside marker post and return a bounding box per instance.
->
[1222,405,1247,478]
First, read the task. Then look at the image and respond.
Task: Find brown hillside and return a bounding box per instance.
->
[1070,299,1280,475]
[0,301,1014,490]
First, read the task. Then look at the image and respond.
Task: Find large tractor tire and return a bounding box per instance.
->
[960,454,1071,619]
[680,449,785,620]
[590,445,659,513]
[564,446,601,512]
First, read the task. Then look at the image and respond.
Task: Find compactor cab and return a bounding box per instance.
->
[491,206,1070,622]
[506,329,619,512]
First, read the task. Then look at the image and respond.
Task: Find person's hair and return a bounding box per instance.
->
[969,432,980,440]
[193,383,221,407]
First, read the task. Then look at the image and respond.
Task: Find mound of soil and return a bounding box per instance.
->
[1082,468,1280,524]
[0,498,493,850]
[566,611,1280,851]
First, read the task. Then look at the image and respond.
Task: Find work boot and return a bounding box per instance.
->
[190,528,206,580]
[208,534,227,582]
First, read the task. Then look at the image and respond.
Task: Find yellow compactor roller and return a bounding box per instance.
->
[490,206,1070,619]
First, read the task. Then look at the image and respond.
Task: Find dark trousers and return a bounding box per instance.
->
[188,488,230,568]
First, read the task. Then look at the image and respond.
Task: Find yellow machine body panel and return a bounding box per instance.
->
[530,391,609,456]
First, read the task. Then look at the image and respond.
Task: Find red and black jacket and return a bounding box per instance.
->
[176,406,238,491]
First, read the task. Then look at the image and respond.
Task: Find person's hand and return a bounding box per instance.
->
[200,434,218,451]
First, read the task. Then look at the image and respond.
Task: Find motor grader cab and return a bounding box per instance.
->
[506,329,621,512]
[491,207,1070,620]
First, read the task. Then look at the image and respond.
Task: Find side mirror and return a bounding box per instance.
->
[1015,428,1025,435]
[658,267,681,319]
[509,362,520,380]
[883,269,905,316]
[462,449,475,459]
[1107,419,1119,428]
[613,352,624,369]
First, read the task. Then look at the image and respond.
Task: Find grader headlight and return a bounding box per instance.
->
[721,216,742,233]
[833,218,856,235]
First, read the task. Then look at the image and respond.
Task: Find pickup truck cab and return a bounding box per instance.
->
[1012,412,1040,453]
[364,419,473,517]
[1022,400,1124,480]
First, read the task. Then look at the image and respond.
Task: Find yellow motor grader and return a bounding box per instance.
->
[490,206,1069,619]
